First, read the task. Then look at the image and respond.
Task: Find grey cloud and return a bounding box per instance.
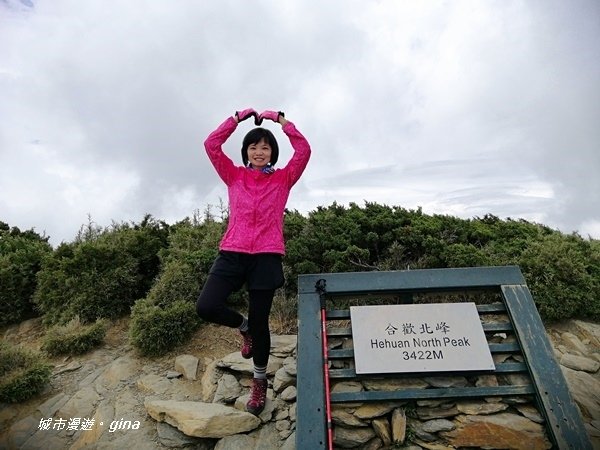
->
[1,1,598,244]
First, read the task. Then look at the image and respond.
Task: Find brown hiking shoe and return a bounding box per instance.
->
[246,377,268,415]
[240,330,253,359]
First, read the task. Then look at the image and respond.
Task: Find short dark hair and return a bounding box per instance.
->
[241,128,279,167]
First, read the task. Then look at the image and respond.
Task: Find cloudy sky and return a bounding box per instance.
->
[1,0,599,246]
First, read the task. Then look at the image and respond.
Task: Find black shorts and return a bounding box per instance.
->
[208,251,285,291]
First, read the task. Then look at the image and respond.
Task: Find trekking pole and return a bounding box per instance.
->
[315,279,334,450]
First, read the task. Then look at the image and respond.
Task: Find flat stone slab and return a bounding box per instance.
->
[144,399,260,438]
[217,352,283,375]
[270,335,297,357]
[560,353,600,373]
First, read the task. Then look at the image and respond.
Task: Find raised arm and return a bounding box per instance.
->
[259,110,311,187]
[204,114,240,185]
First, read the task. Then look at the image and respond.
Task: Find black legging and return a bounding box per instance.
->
[196,274,274,367]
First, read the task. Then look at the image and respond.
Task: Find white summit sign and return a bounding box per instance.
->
[350,303,495,374]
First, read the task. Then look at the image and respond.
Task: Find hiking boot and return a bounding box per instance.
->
[240,330,253,359]
[246,378,268,415]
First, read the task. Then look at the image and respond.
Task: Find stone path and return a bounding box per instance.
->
[1,319,599,449]
[0,325,298,450]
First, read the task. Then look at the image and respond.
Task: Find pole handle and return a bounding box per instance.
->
[315,279,327,309]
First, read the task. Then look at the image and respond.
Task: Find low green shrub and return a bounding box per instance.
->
[0,342,52,403]
[128,219,239,357]
[145,259,203,307]
[0,227,52,327]
[42,317,107,356]
[519,234,600,321]
[129,299,200,357]
[33,217,169,326]
[34,240,140,325]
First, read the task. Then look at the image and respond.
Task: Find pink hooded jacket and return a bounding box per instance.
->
[204,116,311,255]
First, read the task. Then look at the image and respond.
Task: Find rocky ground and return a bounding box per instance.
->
[0,317,599,449]
[0,319,252,449]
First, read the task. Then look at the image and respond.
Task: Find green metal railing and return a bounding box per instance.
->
[295,266,591,450]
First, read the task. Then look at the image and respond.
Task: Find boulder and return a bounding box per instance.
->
[175,354,199,380]
[561,366,600,420]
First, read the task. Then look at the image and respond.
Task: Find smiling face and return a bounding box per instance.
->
[241,127,279,168]
[247,138,272,170]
